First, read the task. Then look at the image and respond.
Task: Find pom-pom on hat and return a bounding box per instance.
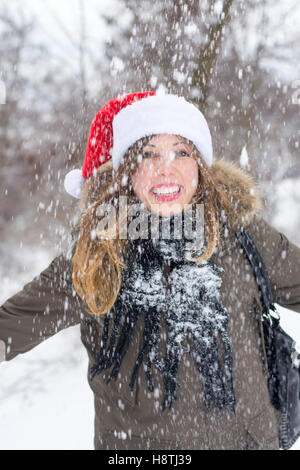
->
[64,91,213,198]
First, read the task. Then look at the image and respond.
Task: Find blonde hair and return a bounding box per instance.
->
[72,137,232,317]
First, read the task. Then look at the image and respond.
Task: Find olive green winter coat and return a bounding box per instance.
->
[1,161,300,450]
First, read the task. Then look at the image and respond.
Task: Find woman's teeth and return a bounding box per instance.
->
[152,185,181,195]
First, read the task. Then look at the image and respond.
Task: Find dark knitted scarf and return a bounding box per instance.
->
[91,212,236,412]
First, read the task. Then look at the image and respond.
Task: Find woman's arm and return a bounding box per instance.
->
[248,215,300,313]
[0,253,86,362]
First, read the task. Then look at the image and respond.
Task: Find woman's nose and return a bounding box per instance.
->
[156,151,176,172]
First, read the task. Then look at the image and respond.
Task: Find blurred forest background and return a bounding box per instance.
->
[0,0,300,273]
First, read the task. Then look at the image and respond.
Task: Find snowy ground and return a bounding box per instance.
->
[1,177,300,450]
[0,248,94,450]
[0,325,94,450]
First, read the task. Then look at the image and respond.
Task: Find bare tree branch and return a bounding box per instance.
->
[191,0,234,107]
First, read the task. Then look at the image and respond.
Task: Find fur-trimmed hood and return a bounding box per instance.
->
[210,159,263,231]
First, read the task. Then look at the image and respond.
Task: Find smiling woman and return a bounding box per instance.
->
[1,91,300,450]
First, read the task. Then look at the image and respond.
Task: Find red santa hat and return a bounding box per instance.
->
[64,91,213,198]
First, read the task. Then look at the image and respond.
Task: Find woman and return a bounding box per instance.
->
[1,91,300,450]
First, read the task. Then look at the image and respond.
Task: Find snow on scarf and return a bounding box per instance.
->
[91,212,236,412]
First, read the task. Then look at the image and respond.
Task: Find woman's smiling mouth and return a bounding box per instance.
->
[150,183,184,202]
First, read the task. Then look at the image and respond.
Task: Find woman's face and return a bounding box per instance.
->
[132,134,199,217]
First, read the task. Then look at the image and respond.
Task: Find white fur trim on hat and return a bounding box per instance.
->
[112,94,213,170]
[64,169,85,198]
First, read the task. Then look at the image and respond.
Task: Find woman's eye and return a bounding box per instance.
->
[177,150,190,157]
[142,151,156,158]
